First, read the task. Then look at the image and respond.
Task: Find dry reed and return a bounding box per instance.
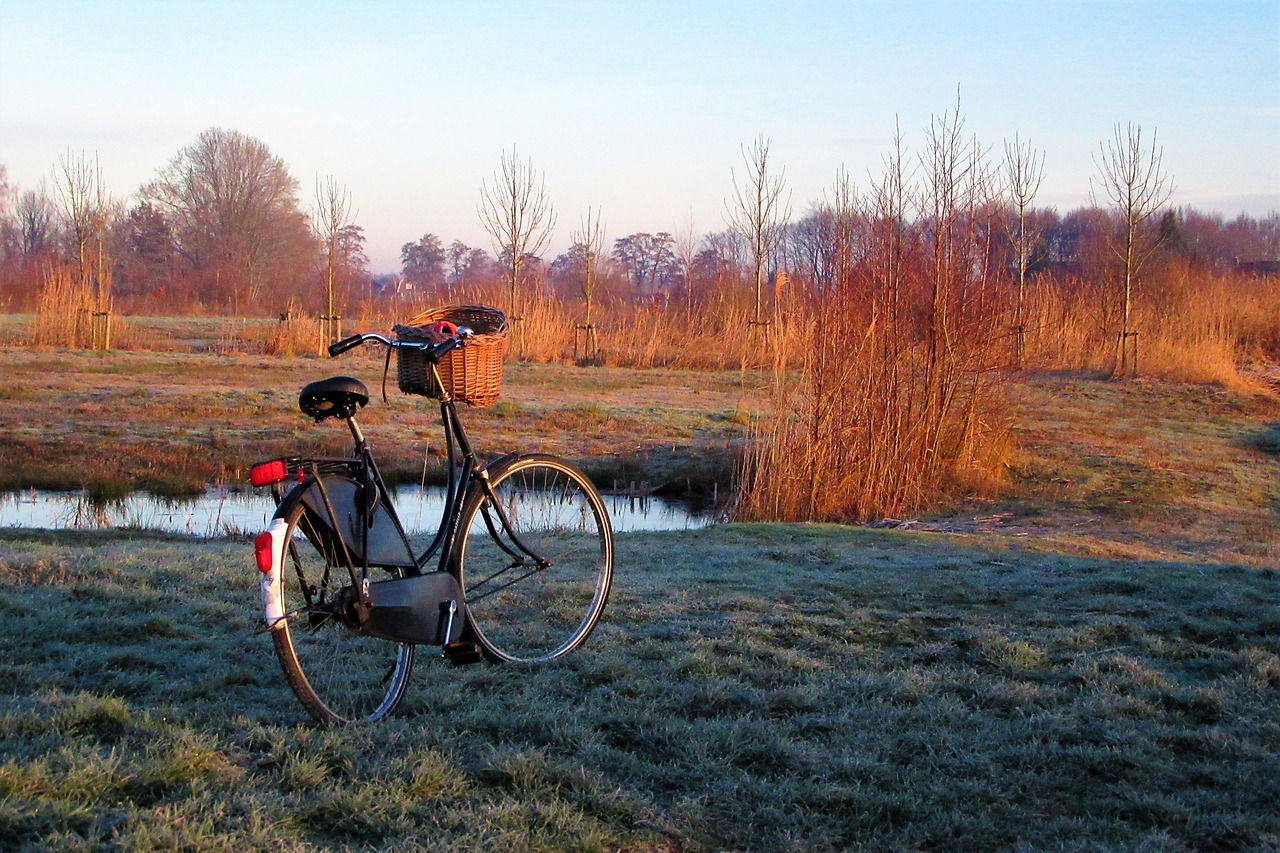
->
[20,257,1277,392]
[1020,267,1278,388]
[735,306,1012,523]
[30,263,93,348]
[262,315,323,357]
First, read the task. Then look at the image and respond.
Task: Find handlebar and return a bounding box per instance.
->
[328,334,366,356]
[327,327,474,359]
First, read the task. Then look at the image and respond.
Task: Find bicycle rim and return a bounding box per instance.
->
[271,501,414,725]
[457,455,613,663]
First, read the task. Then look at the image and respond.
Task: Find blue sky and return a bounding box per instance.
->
[2,0,1277,272]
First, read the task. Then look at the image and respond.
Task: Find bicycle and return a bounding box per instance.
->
[250,306,614,726]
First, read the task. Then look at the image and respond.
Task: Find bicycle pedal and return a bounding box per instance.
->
[442,641,483,666]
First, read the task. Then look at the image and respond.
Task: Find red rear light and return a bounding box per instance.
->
[251,459,288,487]
[254,531,275,573]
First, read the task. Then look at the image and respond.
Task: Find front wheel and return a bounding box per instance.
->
[456,454,613,663]
[271,495,414,725]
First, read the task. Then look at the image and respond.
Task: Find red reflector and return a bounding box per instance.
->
[254,531,275,573]
[250,459,288,486]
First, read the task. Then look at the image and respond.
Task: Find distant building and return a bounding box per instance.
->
[1234,259,1280,276]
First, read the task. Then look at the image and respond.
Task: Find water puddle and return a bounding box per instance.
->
[0,484,717,537]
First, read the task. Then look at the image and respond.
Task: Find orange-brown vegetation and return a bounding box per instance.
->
[6,264,1278,518]
[3,126,1278,524]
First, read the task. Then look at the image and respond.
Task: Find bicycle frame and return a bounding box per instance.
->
[254,358,550,657]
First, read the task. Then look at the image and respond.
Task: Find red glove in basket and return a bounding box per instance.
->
[420,321,458,343]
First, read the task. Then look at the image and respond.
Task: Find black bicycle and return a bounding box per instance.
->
[250,306,613,726]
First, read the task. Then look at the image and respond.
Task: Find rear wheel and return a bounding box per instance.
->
[271,496,414,725]
[456,454,613,663]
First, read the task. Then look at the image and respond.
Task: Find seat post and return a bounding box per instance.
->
[345,414,365,446]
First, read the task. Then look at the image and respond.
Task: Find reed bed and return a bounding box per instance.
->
[29,264,92,349]
[24,268,1276,385]
[1018,268,1278,389]
[734,297,1013,524]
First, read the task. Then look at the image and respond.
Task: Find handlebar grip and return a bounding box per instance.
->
[426,336,464,361]
[328,334,365,357]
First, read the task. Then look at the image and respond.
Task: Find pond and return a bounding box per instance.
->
[0,484,718,537]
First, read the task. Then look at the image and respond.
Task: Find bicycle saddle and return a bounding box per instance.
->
[299,376,369,421]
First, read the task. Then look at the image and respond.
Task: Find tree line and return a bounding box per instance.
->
[1,124,1276,326]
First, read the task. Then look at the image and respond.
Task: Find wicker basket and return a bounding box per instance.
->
[392,305,508,407]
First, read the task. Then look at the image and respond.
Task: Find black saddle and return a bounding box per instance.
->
[299,376,369,421]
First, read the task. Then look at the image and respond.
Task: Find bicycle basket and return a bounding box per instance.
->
[392,305,508,407]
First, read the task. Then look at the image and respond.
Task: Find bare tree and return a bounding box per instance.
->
[672,211,700,318]
[1091,122,1174,376]
[572,207,605,361]
[478,146,556,323]
[867,123,911,334]
[54,150,116,347]
[0,164,11,230]
[0,176,58,310]
[0,165,15,301]
[445,240,471,291]
[725,135,790,325]
[913,96,1006,493]
[55,151,102,286]
[916,98,999,407]
[611,232,678,297]
[313,175,355,344]
[143,128,313,311]
[15,186,57,258]
[1002,133,1045,365]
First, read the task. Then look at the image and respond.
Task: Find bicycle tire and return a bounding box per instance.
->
[455,453,613,663]
[270,496,414,725]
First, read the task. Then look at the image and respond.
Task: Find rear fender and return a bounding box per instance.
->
[256,477,346,633]
[257,516,290,631]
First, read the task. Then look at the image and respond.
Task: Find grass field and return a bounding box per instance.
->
[0,343,755,499]
[0,329,1278,850]
[0,524,1277,851]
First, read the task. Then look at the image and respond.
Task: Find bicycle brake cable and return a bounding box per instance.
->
[380,345,392,403]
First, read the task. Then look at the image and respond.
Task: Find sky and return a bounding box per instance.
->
[1,0,1277,273]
